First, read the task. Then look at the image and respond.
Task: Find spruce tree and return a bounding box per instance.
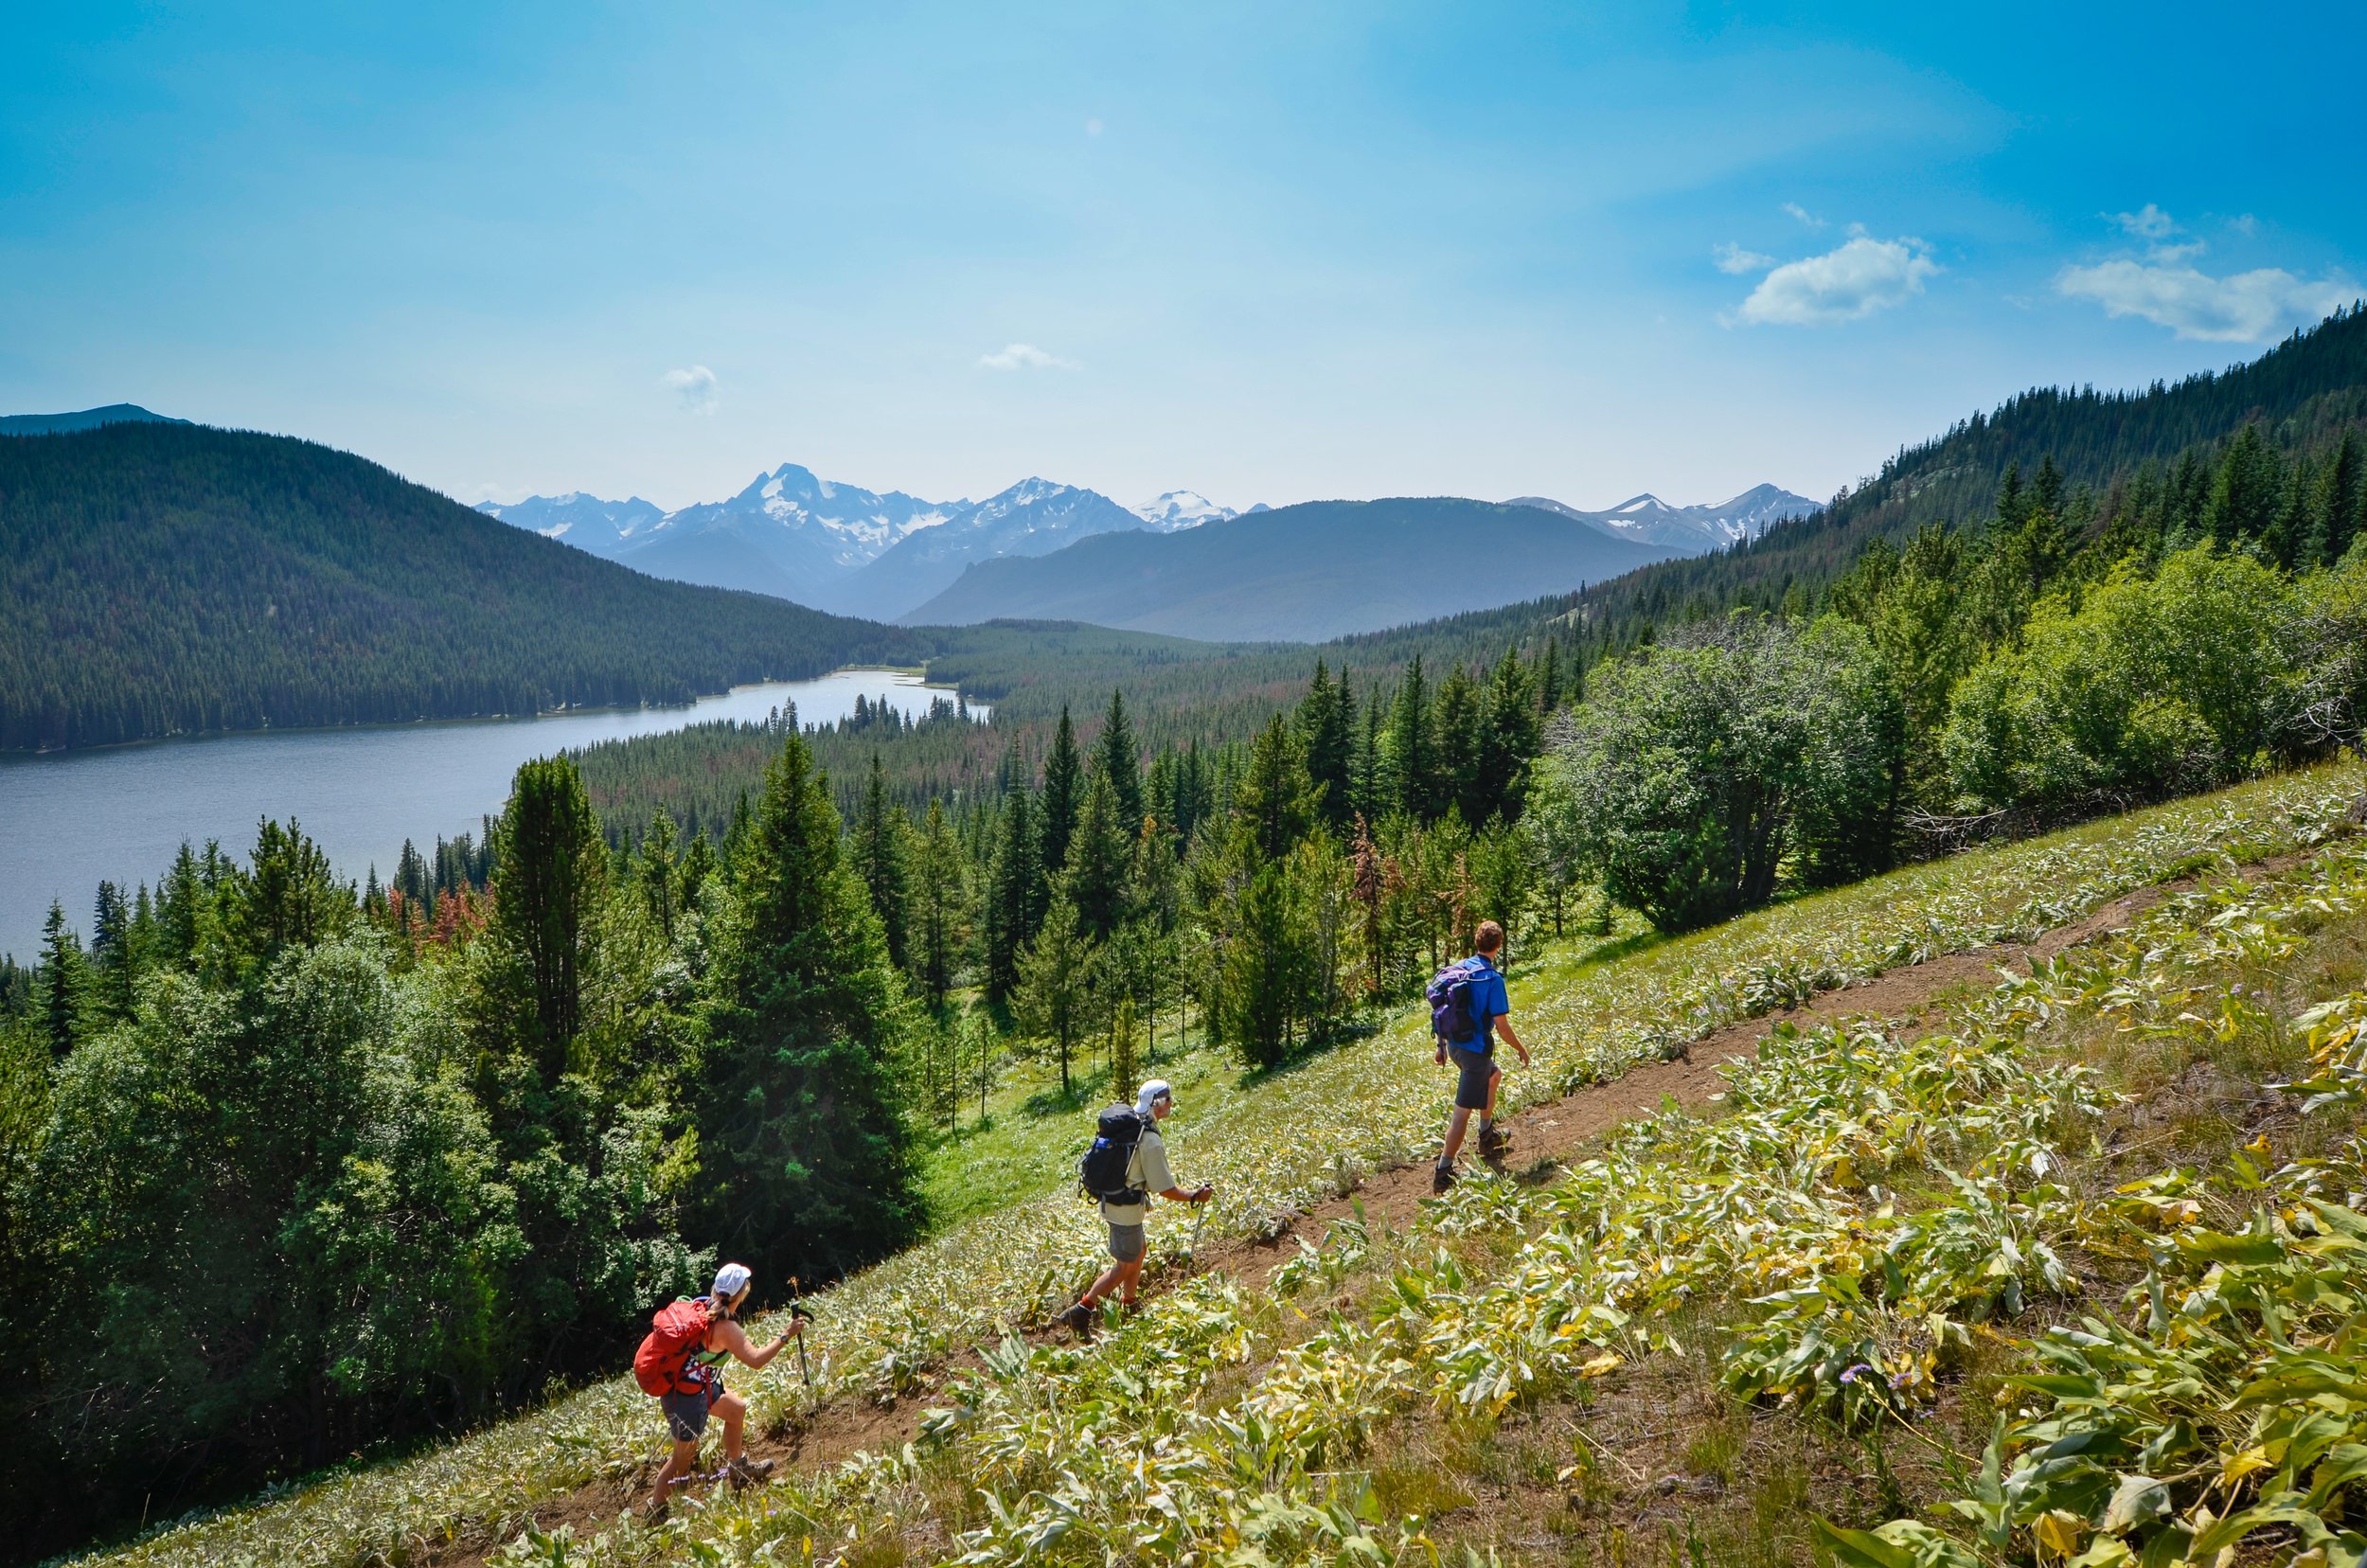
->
[37,900,85,1058]
[1063,772,1133,942]
[852,754,912,971]
[487,758,606,1083]
[909,797,966,1007]
[1433,661,1484,824]
[1015,893,1095,1098]
[1041,706,1082,875]
[640,809,682,942]
[982,791,1041,1004]
[1297,661,1356,829]
[1384,654,1436,821]
[1095,690,1144,837]
[89,882,134,1024]
[697,730,920,1275]
[1474,646,1542,824]
[1236,713,1321,864]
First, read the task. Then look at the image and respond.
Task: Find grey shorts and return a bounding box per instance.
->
[1449,1045,1498,1112]
[660,1381,719,1443]
[1107,1221,1147,1263]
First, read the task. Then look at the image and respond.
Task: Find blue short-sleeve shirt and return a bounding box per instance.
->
[1463,956,1509,1051]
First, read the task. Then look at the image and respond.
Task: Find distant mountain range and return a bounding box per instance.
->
[479,471,1264,618]
[0,403,187,436]
[904,497,1684,642]
[482,464,1805,622]
[1506,483,1821,552]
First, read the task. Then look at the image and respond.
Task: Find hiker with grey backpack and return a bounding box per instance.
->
[1060,1078,1211,1335]
[1427,919,1530,1193]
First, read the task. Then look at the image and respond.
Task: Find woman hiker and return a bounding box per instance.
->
[1059,1078,1211,1334]
[639,1261,803,1521]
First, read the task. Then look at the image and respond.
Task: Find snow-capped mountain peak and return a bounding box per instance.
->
[1506,485,1821,556]
[1133,490,1240,529]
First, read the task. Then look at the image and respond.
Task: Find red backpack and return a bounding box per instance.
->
[633,1296,713,1397]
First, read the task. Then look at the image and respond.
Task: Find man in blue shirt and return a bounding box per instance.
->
[1434,920,1529,1192]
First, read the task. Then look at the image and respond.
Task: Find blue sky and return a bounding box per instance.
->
[3,2,2360,513]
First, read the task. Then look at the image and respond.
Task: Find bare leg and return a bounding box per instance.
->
[1439,1104,1473,1165]
[715,1390,748,1464]
[650,1436,700,1511]
[1082,1256,1144,1308]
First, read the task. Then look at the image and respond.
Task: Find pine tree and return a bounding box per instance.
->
[489,757,606,1082]
[2310,429,2364,565]
[37,900,86,1058]
[1535,638,1562,713]
[2204,423,2284,544]
[1016,893,1095,1098]
[89,882,135,1024]
[851,754,912,971]
[1062,772,1133,942]
[1433,661,1483,824]
[160,842,205,965]
[231,818,350,972]
[1297,661,1356,829]
[1235,713,1321,864]
[640,809,682,942]
[1384,654,1437,821]
[1095,690,1144,837]
[1041,706,1082,875]
[982,791,1041,1004]
[1474,646,1541,824]
[909,797,966,1007]
[697,729,920,1275]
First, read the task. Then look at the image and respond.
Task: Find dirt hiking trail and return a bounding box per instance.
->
[430,880,2186,1562]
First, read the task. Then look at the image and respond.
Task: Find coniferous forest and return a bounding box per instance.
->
[0,422,918,750]
[3,311,2367,1559]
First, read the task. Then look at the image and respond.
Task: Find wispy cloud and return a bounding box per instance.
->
[2058,205,2357,342]
[659,365,718,414]
[978,342,1078,371]
[2056,258,2357,343]
[1714,241,1776,276]
[1781,202,1825,229]
[1731,234,1938,327]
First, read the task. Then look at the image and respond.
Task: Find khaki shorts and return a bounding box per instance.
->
[1107,1222,1147,1262]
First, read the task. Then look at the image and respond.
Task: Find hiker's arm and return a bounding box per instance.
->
[1493,1014,1531,1066]
[714,1317,800,1370]
[1159,1184,1213,1203]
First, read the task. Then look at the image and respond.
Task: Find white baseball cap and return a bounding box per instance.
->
[1136,1079,1173,1115]
[712,1261,753,1301]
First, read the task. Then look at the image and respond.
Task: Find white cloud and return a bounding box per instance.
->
[1714,241,1776,275]
[659,365,718,414]
[978,342,1078,371]
[1782,202,1825,228]
[1732,234,1939,326]
[2111,203,2179,241]
[2056,259,2358,343]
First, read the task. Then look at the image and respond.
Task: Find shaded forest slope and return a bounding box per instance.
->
[0,422,918,751]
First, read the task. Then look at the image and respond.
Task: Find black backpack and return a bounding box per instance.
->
[1078,1106,1148,1205]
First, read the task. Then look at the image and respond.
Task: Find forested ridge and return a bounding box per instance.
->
[0,422,918,750]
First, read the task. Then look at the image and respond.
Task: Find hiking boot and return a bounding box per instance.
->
[1432,1161,1457,1194]
[641,1498,671,1526]
[728,1456,775,1490]
[1058,1301,1096,1336]
[1478,1121,1507,1154]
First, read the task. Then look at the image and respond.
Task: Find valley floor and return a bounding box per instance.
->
[80,764,2367,1568]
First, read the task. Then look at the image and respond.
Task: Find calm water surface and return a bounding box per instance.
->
[0,669,981,961]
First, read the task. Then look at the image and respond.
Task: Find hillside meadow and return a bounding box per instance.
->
[74,760,2367,1568]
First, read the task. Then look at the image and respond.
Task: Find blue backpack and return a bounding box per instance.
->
[1427,958,1484,1046]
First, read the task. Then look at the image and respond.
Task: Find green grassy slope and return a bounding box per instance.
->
[0,422,919,750]
[78,760,2364,1568]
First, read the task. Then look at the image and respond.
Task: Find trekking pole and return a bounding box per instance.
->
[1187,1190,1211,1267]
[789,1275,813,1395]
